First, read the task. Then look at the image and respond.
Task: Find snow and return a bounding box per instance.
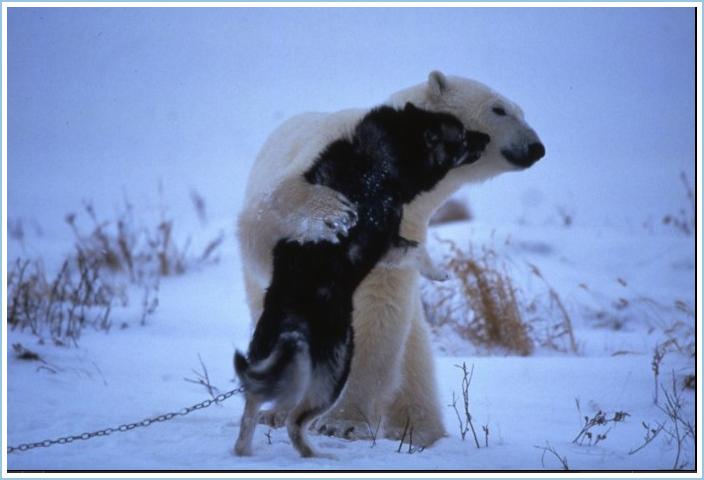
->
[5,5,698,475]
[5,219,696,472]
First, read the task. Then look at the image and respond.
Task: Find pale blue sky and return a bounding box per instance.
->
[8,7,696,230]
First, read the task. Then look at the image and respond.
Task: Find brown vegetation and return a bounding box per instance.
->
[423,238,533,355]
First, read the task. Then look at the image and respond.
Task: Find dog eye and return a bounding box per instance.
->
[492,106,507,116]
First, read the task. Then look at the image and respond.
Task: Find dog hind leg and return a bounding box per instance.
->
[234,395,263,456]
[287,403,328,458]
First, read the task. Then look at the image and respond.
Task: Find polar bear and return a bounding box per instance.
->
[237,71,544,447]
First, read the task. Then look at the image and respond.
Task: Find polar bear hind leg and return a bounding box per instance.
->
[315,268,416,439]
[383,291,446,446]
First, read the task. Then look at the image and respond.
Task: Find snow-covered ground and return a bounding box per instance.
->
[4,5,698,474]
[5,215,696,472]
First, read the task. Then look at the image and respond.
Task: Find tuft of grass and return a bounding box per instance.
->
[8,190,223,346]
[423,238,533,356]
[8,254,125,346]
[190,189,209,225]
[525,263,578,354]
[572,400,629,446]
[661,171,695,236]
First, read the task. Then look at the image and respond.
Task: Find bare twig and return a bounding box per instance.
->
[396,416,410,453]
[572,409,629,446]
[449,362,481,448]
[183,354,220,400]
[354,407,381,448]
[406,426,424,454]
[534,442,569,470]
[657,371,694,469]
[628,421,664,455]
[190,189,208,225]
[395,417,424,454]
[652,339,677,405]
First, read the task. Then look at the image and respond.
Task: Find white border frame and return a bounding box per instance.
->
[1,2,701,479]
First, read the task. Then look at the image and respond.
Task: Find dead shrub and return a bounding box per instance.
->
[423,238,533,356]
[65,198,214,281]
[525,263,578,353]
[8,254,126,346]
[8,190,223,345]
[661,171,694,236]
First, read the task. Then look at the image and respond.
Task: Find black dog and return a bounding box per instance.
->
[234,103,490,457]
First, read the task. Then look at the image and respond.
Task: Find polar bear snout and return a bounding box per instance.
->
[501,140,545,168]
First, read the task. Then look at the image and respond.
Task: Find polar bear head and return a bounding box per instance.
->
[387,71,545,186]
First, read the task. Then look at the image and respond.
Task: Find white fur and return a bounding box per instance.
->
[236,71,542,446]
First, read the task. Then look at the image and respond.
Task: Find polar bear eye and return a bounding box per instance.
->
[492,106,507,116]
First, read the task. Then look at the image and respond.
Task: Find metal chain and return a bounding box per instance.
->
[6,386,244,454]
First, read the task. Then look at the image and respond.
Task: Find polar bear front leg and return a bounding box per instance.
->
[383,291,446,447]
[315,268,415,440]
[271,176,358,244]
[379,239,450,283]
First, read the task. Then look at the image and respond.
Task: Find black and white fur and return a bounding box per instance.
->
[234,103,490,457]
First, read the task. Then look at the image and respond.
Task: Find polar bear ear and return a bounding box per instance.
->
[428,70,448,98]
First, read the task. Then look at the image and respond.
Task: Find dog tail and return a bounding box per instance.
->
[234,330,309,400]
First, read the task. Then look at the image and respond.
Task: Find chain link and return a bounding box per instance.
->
[7,387,244,454]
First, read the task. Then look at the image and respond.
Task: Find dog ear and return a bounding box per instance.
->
[428,70,448,98]
[404,102,420,113]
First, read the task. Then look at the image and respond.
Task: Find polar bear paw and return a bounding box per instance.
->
[419,263,450,282]
[284,185,358,244]
[313,417,375,440]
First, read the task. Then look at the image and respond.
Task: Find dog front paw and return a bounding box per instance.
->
[234,441,253,457]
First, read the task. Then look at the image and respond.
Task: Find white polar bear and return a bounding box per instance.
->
[237,71,544,447]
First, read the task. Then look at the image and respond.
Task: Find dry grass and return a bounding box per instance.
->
[65,197,221,280]
[525,263,578,353]
[657,372,695,469]
[8,190,223,345]
[8,253,125,346]
[572,402,629,446]
[423,237,580,355]
[662,171,695,236]
[423,238,533,356]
